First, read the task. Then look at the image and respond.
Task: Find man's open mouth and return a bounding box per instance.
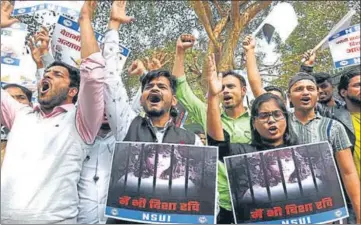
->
[224,96,232,101]
[148,94,162,103]
[40,80,51,94]
[300,97,311,104]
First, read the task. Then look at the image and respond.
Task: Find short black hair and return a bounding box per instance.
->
[141,70,177,94]
[264,85,285,99]
[3,83,33,102]
[46,61,80,103]
[222,70,247,87]
[313,72,332,85]
[338,65,361,98]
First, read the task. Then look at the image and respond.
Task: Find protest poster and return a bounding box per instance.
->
[224,141,348,224]
[13,1,84,18]
[105,142,218,224]
[328,24,360,69]
[174,102,188,128]
[1,23,28,83]
[51,16,130,69]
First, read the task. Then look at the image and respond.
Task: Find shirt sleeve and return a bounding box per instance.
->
[102,29,137,141]
[76,52,105,144]
[176,76,207,130]
[35,53,55,82]
[1,89,29,129]
[131,87,142,114]
[330,119,352,152]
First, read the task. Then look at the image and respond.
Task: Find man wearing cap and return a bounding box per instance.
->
[243,35,360,223]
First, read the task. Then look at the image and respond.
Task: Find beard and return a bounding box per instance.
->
[144,108,166,117]
[319,95,333,104]
[38,87,69,110]
[347,94,361,105]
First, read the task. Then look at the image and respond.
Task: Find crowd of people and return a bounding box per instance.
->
[0,0,360,224]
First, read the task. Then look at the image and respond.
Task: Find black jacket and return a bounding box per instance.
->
[123,116,195,144]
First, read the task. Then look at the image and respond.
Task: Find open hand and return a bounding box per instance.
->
[110,0,134,25]
[207,54,223,96]
[144,52,170,71]
[1,1,19,28]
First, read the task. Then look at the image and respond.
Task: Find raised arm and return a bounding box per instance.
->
[207,54,224,141]
[103,0,137,141]
[0,1,28,128]
[172,34,208,128]
[28,26,54,82]
[76,0,105,144]
[243,35,266,98]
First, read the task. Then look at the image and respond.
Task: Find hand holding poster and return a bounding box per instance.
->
[106,142,218,224]
[1,23,28,83]
[52,16,130,69]
[224,142,348,224]
[328,24,360,69]
[13,1,84,19]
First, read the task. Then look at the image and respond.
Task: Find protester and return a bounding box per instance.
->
[100,5,203,223]
[313,72,344,107]
[264,85,287,107]
[206,53,298,223]
[338,65,361,178]
[173,34,251,144]
[243,34,360,224]
[1,83,33,165]
[184,123,207,145]
[1,1,106,223]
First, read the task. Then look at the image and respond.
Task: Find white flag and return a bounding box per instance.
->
[321,9,356,50]
[253,3,298,44]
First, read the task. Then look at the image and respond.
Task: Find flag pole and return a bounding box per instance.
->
[301,9,356,63]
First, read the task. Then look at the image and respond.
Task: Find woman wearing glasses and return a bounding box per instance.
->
[205,54,299,223]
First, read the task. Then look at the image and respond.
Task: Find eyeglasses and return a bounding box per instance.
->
[255,110,285,123]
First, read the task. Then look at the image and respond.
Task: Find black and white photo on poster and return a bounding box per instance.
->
[105,142,218,224]
[224,141,349,224]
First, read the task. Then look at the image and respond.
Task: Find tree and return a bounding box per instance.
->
[189,1,272,87]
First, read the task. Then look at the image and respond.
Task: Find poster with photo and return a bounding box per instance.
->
[224,141,348,224]
[105,142,218,224]
[1,23,28,83]
[52,16,130,69]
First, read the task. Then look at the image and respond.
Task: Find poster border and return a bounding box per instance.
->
[224,141,349,224]
[104,141,219,224]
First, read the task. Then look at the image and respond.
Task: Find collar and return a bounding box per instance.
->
[221,109,250,120]
[145,116,174,130]
[33,104,75,117]
[291,111,322,123]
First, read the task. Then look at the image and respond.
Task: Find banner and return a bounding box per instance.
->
[52,16,130,69]
[224,142,348,224]
[13,1,84,18]
[321,9,356,50]
[106,142,218,224]
[328,24,360,69]
[1,23,28,83]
